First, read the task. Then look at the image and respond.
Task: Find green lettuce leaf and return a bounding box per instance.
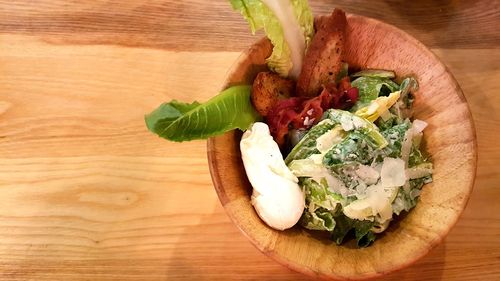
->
[301,208,336,231]
[322,132,379,167]
[351,69,395,79]
[399,77,419,103]
[300,178,342,231]
[330,214,376,247]
[229,0,314,77]
[390,76,419,119]
[351,77,400,111]
[285,119,336,164]
[392,177,430,216]
[353,220,376,247]
[145,85,260,141]
[379,122,411,159]
[302,178,343,211]
[322,109,388,148]
[289,0,315,46]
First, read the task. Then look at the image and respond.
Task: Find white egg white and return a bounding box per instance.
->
[240,122,305,230]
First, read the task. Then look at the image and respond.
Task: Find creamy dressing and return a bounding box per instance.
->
[261,0,305,78]
[240,122,305,230]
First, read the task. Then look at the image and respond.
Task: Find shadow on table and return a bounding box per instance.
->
[166,200,447,280]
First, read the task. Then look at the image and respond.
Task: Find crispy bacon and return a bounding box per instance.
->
[266,78,359,146]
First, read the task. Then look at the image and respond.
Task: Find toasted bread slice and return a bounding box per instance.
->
[297,9,347,97]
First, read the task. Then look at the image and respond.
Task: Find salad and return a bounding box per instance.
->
[145,0,432,247]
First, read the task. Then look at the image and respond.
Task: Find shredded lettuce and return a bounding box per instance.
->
[229,0,314,77]
[351,77,400,111]
[330,214,376,247]
[300,178,342,231]
[145,86,260,141]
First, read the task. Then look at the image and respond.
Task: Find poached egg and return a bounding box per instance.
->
[240,122,305,230]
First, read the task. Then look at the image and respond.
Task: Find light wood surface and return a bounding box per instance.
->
[0,0,498,280]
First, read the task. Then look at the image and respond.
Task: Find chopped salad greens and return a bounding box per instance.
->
[286,71,432,247]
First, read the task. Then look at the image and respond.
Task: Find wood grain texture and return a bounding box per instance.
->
[0,0,498,51]
[0,0,499,280]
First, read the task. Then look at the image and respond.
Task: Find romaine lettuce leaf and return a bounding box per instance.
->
[354,222,376,247]
[407,163,433,179]
[229,0,314,77]
[301,177,343,211]
[392,179,425,215]
[289,0,315,46]
[300,178,342,231]
[351,77,400,111]
[391,77,419,119]
[285,119,336,164]
[399,77,419,103]
[301,208,336,231]
[409,145,427,167]
[145,85,260,141]
[375,111,398,131]
[322,109,388,148]
[379,122,411,159]
[322,132,379,167]
[330,214,376,247]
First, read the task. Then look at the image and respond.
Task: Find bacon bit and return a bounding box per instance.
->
[266,77,359,146]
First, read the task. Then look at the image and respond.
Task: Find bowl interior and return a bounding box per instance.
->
[207,14,476,280]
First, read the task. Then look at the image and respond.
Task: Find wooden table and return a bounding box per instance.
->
[0,0,498,280]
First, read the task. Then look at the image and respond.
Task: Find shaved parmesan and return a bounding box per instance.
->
[401,127,414,165]
[355,164,380,185]
[343,182,397,222]
[412,119,428,134]
[381,157,407,187]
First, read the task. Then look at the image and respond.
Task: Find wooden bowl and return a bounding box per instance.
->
[207,14,477,280]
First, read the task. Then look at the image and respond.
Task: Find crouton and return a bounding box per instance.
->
[297,9,347,97]
[251,72,295,116]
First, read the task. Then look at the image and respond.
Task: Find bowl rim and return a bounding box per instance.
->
[207,12,478,280]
